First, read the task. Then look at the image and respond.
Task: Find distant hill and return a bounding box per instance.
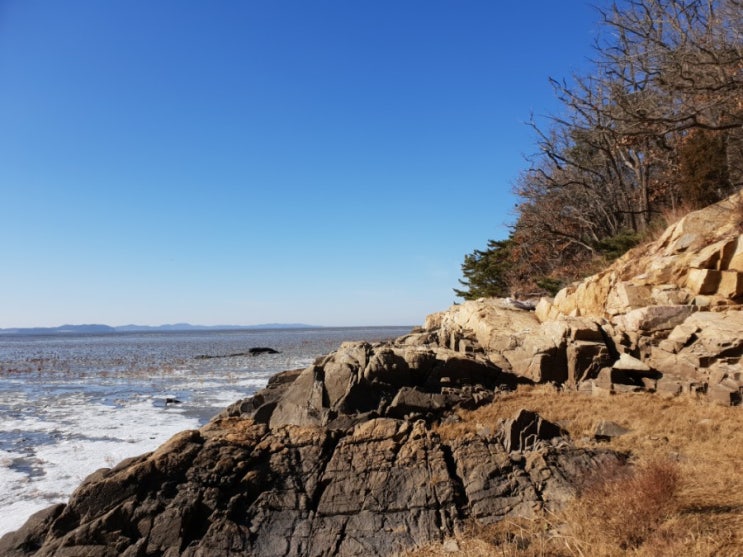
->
[0,323,317,335]
[114,323,316,332]
[0,324,117,335]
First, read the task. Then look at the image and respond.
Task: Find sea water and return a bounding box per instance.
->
[0,326,411,536]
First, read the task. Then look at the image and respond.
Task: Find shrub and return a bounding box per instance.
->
[595,231,643,261]
[535,277,563,296]
[566,459,681,552]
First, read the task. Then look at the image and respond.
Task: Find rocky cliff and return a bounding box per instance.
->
[2,192,741,557]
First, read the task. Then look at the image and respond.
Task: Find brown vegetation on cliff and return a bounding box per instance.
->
[457,0,742,300]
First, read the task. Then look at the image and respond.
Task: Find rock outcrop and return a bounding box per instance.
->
[422,192,743,401]
[0,398,617,556]
[3,192,742,556]
[543,191,743,320]
[0,338,621,557]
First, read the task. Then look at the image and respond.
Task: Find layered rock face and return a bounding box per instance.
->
[545,191,743,320]
[0,339,620,556]
[424,192,743,402]
[3,192,741,556]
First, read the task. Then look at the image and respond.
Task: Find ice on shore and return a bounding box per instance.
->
[0,396,201,536]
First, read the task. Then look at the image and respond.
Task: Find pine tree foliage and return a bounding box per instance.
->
[454,240,513,300]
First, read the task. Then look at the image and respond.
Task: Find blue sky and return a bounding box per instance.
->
[0,1,602,327]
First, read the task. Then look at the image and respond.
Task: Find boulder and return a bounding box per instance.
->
[425,307,613,386]
[606,282,652,315]
[613,353,651,372]
[551,271,614,318]
[253,341,507,430]
[535,297,557,323]
[0,504,65,557]
[657,194,742,255]
[718,271,743,298]
[655,375,684,397]
[386,387,445,419]
[646,350,705,379]
[689,238,734,269]
[589,367,643,393]
[269,365,329,427]
[217,368,303,423]
[594,420,631,441]
[502,335,567,384]
[430,354,504,389]
[426,298,540,354]
[727,236,743,271]
[708,383,742,406]
[567,340,611,386]
[687,268,722,294]
[651,284,692,306]
[501,409,566,452]
[555,316,607,343]
[672,311,743,361]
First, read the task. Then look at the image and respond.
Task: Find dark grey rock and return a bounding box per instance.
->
[385,387,445,418]
[0,408,621,557]
[0,335,623,557]
[502,409,566,452]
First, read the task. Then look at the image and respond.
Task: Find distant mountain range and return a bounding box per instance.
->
[0,323,316,335]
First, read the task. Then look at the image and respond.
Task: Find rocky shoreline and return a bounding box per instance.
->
[2,192,741,556]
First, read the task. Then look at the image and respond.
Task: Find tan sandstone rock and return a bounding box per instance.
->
[727,236,743,271]
[718,271,743,298]
[606,282,652,315]
[612,305,696,333]
[686,268,722,294]
[547,191,743,319]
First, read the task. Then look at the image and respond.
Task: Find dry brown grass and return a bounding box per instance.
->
[565,458,680,553]
[408,386,743,556]
[656,200,698,230]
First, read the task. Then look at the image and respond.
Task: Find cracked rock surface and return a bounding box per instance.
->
[0,341,620,557]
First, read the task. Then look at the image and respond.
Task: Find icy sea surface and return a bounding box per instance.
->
[0,326,410,536]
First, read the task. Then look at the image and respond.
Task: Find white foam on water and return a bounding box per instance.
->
[203,389,257,408]
[1,416,62,433]
[0,500,52,537]
[0,450,30,498]
[0,397,200,536]
[0,448,58,534]
[0,326,414,538]
[0,373,273,537]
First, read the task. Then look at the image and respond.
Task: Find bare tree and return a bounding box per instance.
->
[494,0,743,296]
[598,0,743,190]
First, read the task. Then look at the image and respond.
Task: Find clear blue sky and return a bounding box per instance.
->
[0,1,603,328]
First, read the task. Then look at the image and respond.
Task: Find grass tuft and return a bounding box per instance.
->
[565,458,680,552]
